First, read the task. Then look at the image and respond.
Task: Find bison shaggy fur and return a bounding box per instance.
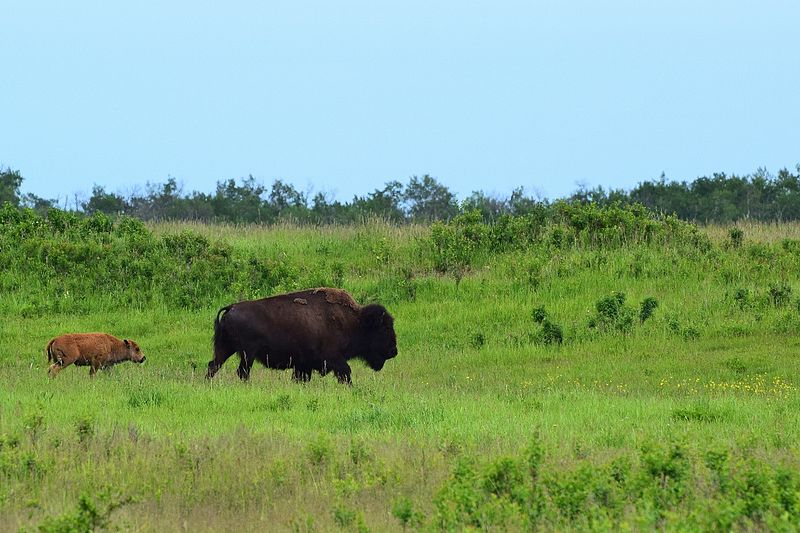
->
[207,288,398,384]
[46,333,146,377]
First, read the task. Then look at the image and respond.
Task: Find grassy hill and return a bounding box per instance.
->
[1,206,799,531]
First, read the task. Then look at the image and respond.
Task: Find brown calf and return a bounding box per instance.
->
[46,333,146,377]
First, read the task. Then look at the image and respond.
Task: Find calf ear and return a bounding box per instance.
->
[124,339,130,347]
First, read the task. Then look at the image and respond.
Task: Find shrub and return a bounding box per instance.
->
[434,458,482,529]
[23,411,45,445]
[596,291,626,322]
[392,497,424,529]
[483,457,526,503]
[591,292,636,334]
[768,282,792,307]
[332,505,357,529]
[75,418,94,444]
[671,405,723,423]
[532,306,548,324]
[732,288,750,310]
[268,393,292,412]
[546,465,596,521]
[728,227,744,248]
[306,434,333,467]
[489,212,547,251]
[365,267,417,304]
[428,210,486,285]
[348,439,370,466]
[538,320,564,345]
[0,207,313,311]
[723,357,747,375]
[639,297,659,323]
[470,331,486,349]
[37,491,134,533]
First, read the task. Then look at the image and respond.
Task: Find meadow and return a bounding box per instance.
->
[1,205,799,531]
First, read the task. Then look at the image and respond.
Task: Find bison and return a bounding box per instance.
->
[46,333,147,377]
[207,287,398,384]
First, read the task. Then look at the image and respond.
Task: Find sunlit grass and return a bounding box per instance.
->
[2,221,800,530]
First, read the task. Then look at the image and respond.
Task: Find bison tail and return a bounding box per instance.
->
[213,305,236,355]
[215,305,232,329]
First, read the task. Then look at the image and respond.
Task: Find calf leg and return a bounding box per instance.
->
[48,363,64,377]
[47,347,70,378]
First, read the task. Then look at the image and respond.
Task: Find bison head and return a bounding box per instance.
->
[357,304,398,370]
[123,339,147,363]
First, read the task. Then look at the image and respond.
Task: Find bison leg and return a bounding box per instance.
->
[292,365,312,383]
[331,360,352,385]
[236,351,255,381]
[206,347,236,379]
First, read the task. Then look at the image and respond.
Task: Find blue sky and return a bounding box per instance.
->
[2,0,798,205]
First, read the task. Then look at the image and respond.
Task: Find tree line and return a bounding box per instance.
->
[2,165,799,224]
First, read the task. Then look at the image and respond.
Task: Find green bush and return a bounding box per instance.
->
[392,497,424,529]
[639,297,659,323]
[0,208,310,311]
[532,306,548,324]
[733,288,751,310]
[590,292,636,334]
[37,492,134,533]
[538,319,564,345]
[768,282,792,307]
[428,210,486,284]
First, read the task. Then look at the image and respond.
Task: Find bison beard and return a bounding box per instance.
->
[206,288,397,384]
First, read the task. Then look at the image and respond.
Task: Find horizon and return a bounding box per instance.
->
[5,163,800,210]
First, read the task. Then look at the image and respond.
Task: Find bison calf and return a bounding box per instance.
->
[207,287,398,384]
[46,333,146,377]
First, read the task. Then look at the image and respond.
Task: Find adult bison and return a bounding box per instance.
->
[46,333,146,377]
[206,288,397,384]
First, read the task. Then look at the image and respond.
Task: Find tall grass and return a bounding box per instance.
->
[1,206,800,530]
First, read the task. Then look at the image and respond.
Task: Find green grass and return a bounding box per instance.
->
[2,215,800,531]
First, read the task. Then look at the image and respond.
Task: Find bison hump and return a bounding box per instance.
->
[311,288,360,310]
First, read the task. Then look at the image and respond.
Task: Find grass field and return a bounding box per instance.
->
[1,211,800,531]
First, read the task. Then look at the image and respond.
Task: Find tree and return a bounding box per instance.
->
[266,179,307,220]
[311,192,351,224]
[509,187,545,216]
[404,174,459,222]
[462,191,509,221]
[352,180,406,222]
[213,176,267,222]
[0,167,23,206]
[83,185,127,215]
[21,192,56,214]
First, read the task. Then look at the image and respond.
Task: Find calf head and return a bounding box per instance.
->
[357,304,398,371]
[123,339,147,363]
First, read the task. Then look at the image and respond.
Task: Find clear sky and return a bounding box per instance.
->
[2,0,798,205]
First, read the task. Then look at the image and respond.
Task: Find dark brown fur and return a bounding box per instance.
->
[46,333,146,377]
[207,288,397,384]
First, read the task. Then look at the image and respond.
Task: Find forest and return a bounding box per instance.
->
[3,165,800,225]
